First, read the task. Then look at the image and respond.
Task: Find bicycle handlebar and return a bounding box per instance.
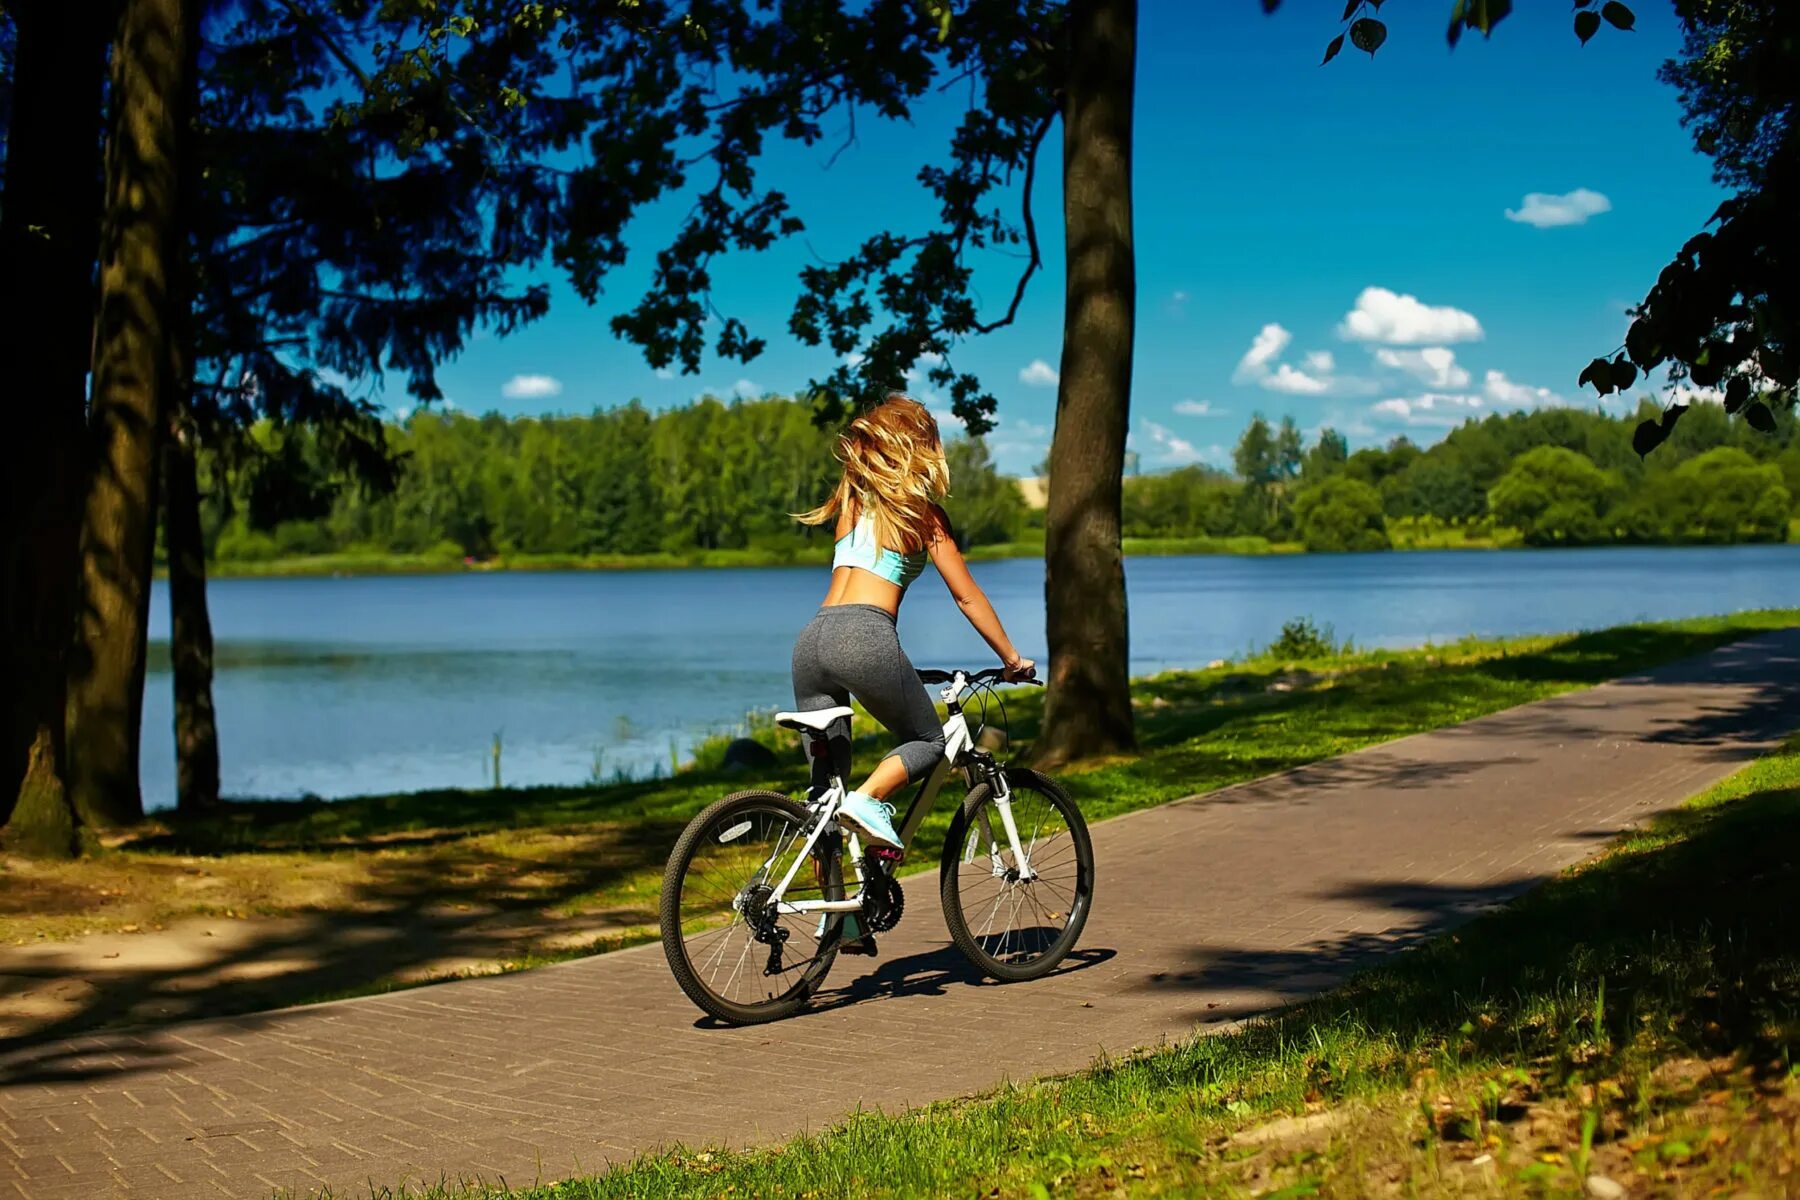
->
[917,666,1040,686]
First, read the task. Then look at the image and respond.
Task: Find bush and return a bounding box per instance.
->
[1267,616,1343,660]
[1487,446,1622,546]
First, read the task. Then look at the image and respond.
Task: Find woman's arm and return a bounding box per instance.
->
[926,507,1035,680]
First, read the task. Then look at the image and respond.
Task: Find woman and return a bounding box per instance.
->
[793,393,1035,851]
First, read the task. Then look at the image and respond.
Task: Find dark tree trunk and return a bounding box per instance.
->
[0,2,112,856]
[66,0,196,829]
[163,397,220,811]
[1032,0,1138,769]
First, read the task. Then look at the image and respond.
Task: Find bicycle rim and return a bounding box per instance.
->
[660,791,844,1024]
[941,769,1093,982]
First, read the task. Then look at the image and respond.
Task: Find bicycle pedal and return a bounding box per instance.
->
[840,935,878,957]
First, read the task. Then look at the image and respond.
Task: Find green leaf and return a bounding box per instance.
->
[1601,1,1635,30]
[1446,0,1467,47]
[1027,1185,1051,1200]
[1349,17,1387,55]
[1745,400,1777,433]
[1322,33,1345,64]
[1574,9,1600,43]
[1609,357,1637,392]
[1342,0,1360,19]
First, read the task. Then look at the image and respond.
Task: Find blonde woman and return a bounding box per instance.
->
[793,394,1035,850]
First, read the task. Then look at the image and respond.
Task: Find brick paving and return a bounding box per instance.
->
[3,630,1797,1199]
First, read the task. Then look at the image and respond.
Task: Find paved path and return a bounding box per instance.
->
[5,631,1799,1200]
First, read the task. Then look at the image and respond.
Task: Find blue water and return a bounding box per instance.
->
[140,545,1800,810]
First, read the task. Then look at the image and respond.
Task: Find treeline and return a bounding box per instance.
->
[207,395,1800,569]
[203,397,1033,563]
[1124,401,1800,550]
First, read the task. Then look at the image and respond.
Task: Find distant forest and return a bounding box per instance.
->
[199,395,1799,565]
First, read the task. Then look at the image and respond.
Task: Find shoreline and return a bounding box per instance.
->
[176,532,1800,581]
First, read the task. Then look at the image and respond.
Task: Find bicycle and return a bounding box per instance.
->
[659,667,1095,1025]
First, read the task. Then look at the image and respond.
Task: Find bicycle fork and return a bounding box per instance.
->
[966,769,1037,882]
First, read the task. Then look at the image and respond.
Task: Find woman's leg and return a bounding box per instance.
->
[840,621,946,800]
[790,614,851,798]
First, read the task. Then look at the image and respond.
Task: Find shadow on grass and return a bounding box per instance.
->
[1119,767,1800,1097]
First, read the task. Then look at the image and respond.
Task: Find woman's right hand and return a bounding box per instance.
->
[1003,656,1037,682]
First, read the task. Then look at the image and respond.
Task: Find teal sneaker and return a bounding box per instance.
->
[837,791,902,849]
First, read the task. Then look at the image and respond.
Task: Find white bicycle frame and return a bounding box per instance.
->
[755,670,1036,921]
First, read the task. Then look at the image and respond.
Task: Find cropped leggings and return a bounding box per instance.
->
[790,604,945,794]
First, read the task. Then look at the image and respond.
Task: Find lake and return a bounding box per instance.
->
[141,545,1800,810]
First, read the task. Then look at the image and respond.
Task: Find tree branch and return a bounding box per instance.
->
[974,107,1055,335]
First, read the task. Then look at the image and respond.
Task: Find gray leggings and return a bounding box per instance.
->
[791,603,945,792]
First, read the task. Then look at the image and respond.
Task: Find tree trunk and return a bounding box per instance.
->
[1031,0,1138,769]
[163,399,221,811]
[0,2,112,857]
[66,0,196,829]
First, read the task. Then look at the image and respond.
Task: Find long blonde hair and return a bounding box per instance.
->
[798,394,950,553]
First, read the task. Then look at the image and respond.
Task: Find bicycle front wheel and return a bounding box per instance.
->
[660,791,845,1025]
[940,768,1094,982]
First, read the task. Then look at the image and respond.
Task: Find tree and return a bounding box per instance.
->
[1294,477,1389,553]
[943,438,1028,547]
[0,2,114,855]
[1034,0,1137,766]
[1301,427,1348,482]
[63,0,201,828]
[1488,446,1623,547]
[1670,447,1792,542]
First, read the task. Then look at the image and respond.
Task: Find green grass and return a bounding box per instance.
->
[353,725,1800,1200]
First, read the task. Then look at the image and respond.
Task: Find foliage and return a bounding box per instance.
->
[1293,475,1389,552]
[1487,446,1624,547]
[1266,616,1342,660]
[1120,400,1795,549]
[204,397,1028,561]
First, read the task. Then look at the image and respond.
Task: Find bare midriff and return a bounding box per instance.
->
[820,565,903,615]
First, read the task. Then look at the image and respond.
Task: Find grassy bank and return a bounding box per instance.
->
[198,535,1310,578]
[3,610,1796,1042]
[401,733,1800,1199]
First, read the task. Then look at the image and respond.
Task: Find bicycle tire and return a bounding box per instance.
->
[939,767,1094,982]
[660,790,845,1025]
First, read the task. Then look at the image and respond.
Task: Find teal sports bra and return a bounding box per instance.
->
[833,514,928,592]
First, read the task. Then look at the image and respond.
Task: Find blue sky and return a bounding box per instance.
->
[423,1,1722,475]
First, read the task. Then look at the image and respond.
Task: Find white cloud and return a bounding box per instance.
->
[1172,290,1190,303]
[1482,369,1561,409]
[501,373,563,400]
[1371,392,1486,427]
[1142,420,1214,466]
[653,366,676,380]
[1233,323,1293,383]
[1304,350,1335,374]
[1265,363,1331,395]
[1174,399,1217,416]
[1019,359,1060,388]
[1375,346,1470,389]
[733,379,763,399]
[1338,287,1483,345]
[1505,188,1612,229]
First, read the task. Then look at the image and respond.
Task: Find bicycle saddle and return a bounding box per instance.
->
[774,706,854,733]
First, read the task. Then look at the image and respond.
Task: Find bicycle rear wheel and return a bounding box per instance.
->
[660,791,845,1025]
[940,768,1094,982]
